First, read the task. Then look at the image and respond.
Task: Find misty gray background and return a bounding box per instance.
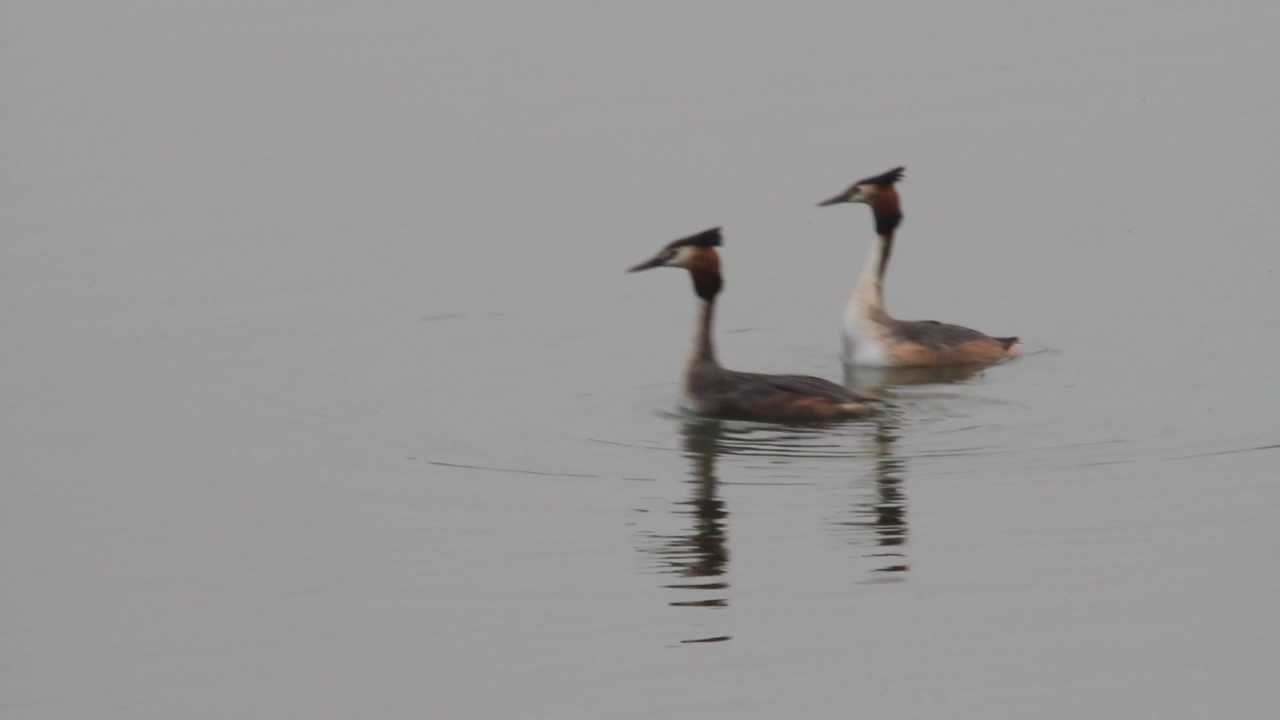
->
[4,2,1278,718]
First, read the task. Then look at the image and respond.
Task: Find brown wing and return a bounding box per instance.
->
[725,371,873,404]
[686,367,878,421]
[890,319,993,349]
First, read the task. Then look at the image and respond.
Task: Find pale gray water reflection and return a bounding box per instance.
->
[828,415,910,579]
[844,362,995,392]
[640,408,914,637]
[828,364,1013,580]
[639,418,731,610]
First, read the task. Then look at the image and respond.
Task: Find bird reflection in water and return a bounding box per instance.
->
[832,413,910,579]
[844,362,991,394]
[642,418,730,604]
[833,362,990,580]
[633,417,732,644]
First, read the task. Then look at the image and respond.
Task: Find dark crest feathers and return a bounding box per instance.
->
[667,227,722,250]
[856,166,905,188]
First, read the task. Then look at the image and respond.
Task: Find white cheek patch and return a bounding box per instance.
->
[670,246,697,267]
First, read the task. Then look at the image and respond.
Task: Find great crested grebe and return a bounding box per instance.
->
[818,167,1020,368]
[629,228,877,422]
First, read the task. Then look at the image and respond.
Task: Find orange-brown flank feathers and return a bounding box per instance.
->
[628,228,877,423]
[887,338,1015,367]
[685,367,878,422]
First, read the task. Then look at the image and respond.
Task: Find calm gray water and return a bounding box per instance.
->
[5,2,1279,718]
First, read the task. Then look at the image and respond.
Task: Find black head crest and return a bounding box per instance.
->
[856,166,905,188]
[667,227,722,250]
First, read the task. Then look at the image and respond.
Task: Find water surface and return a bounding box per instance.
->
[4,2,1279,718]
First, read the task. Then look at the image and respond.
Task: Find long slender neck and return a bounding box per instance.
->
[689,295,719,367]
[856,231,893,300]
[851,198,901,322]
[686,257,727,366]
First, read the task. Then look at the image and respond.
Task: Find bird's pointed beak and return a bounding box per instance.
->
[817,192,848,207]
[627,256,665,273]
